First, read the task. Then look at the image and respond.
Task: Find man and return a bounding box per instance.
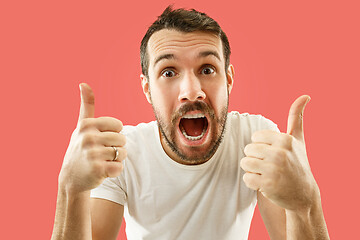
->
[51,6,330,240]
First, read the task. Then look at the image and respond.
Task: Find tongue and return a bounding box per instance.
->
[181,118,205,136]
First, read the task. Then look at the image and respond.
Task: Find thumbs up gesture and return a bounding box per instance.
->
[240,96,320,211]
[58,83,126,193]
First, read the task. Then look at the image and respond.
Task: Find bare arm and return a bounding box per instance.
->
[285,190,329,240]
[51,190,124,240]
[241,96,329,239]
[257,191,286,240]
[51,83,126,240]
[91,199,124,240]
[51,189,92,240]
[258,190,329,240]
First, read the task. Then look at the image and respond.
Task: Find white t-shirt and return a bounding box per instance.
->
[91,111,278,240]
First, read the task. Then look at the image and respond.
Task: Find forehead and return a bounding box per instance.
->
[147,29,223,64]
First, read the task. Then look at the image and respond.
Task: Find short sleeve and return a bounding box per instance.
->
[259,115,280,133]
[90,175,127,205]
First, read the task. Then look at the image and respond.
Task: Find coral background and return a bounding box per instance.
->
[1,0,359,239]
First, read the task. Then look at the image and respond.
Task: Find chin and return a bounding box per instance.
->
[154,100,229,165]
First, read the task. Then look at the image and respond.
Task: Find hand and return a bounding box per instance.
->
[240,96,320,212]
[58,83,126,193]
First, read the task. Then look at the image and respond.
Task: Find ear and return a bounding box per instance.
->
[140,74,152,104]
[226,64,235,94]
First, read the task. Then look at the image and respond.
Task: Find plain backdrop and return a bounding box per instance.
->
[1,0,359,239]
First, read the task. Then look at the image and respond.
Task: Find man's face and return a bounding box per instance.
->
[141,29,234,165]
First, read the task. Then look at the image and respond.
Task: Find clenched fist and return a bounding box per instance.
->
[240,95,320,212]
[58,83,126,193]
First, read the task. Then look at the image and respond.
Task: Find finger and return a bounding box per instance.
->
[86,147,126,162]
[251,130,277,144]
[78,83,95,122]
[243,172,262,191]
[240,157,265,174]
[96,117,123,132]
[252,130,293,149]
[106,146,127,162]
[286,95,310,140]
[95,132,126,147]
[244,143,272,159]
[105,161,124,178]
[85,117,123,132]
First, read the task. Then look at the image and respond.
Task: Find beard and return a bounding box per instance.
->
[151,94,229,165]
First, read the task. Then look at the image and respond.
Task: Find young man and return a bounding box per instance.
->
[51,6,330,240]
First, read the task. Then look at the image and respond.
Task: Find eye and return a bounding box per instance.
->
[201,65,215,75]
[161,69,177,78]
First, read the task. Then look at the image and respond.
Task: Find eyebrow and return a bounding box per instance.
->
[153,50,221,68]
[154,54,176,67]
[198,50,221,61]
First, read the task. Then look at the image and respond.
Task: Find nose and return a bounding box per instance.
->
[178,72,206,102]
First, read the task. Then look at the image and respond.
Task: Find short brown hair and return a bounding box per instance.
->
[140,6,231,78]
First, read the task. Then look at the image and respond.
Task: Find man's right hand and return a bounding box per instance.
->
[58,83,126,194]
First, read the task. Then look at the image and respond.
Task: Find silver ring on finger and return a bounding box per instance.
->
[112,146,119,161]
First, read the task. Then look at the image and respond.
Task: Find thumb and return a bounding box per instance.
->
[286,95,311,140]
[78,83,95,122]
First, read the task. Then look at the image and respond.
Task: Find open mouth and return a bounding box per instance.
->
[179,113,209,141]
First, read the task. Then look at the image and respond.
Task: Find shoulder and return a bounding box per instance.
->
[120,121,159,154]
[121,121,157,139]
[227,111,279,133]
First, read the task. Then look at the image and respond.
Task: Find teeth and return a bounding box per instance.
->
[180,124,207,141]
[182,113,205,119]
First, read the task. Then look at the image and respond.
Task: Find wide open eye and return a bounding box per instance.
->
[200,65,215,75]
[161,69,177,78]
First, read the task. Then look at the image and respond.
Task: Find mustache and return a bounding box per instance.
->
[171,101,215,125]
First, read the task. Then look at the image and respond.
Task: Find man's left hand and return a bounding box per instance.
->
[240,95,320,212]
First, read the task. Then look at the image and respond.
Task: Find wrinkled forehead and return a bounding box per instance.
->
[147,29,224,67]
